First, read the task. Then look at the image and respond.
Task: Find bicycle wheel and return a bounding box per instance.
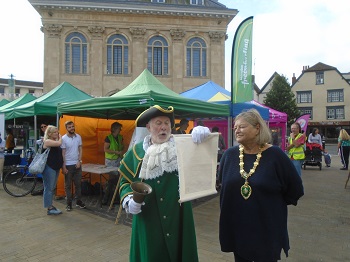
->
[3,167,37,197]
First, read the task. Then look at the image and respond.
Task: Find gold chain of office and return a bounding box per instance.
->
[239,144,263,200]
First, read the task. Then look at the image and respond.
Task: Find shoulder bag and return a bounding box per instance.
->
[28,145,51,174]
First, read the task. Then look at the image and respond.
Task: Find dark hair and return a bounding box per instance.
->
[312,128,318,136]
[111,122,122,132]
[179,119,189,125]
[212,126,219,132]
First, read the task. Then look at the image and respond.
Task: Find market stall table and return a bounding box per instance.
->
[82,163,119,208]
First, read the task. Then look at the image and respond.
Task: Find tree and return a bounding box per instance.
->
[264,74,300,126]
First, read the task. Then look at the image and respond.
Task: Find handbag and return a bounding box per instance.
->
[28,145,50,174]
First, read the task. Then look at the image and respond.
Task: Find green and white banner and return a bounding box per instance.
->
[231,16,254,103]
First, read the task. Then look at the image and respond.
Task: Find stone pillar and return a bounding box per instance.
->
[170,29,186,93]
[88,26,105,96]
[208,31,226,87]
[130,27,146,79]
[41,24,63,92]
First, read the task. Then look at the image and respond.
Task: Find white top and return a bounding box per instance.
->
[61,133,82,165]
[308,133,322,146]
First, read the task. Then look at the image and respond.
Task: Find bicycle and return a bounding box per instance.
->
[2,149,43,197]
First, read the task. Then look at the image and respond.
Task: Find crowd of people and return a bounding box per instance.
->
[8,106,350,261]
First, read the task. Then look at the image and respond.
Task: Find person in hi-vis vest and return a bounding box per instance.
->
[286,122,306,176]
[102,122,124,205]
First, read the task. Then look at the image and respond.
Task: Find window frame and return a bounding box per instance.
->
[298,107,313,120]
[147,36,169,76]
[327,89,344,103]
[190,0,204,5]
[296,91,312,103]
[316,71,324,85]
[326,106,344,120]
[106,34,129,75]
[65,32,88,74]
[186,37,207,77]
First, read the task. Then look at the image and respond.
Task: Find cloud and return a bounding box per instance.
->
[0,0,44,81]
[224,0,350,89]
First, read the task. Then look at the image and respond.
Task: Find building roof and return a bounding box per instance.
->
[303,62,336,72]
[29,0,237,19]
[258,72,279,94]
[0,78,43,88]
[30,0,230,9]
[291,62,349,88]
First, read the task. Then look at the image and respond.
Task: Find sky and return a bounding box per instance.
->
[0,0,349,89]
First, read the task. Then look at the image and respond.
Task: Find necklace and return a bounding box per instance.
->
[239,144,263,200]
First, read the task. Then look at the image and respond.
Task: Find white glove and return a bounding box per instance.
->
[128,198,144,215]
[191,126,211,144]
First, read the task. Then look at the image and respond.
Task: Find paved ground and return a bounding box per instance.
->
[1,144,349,261]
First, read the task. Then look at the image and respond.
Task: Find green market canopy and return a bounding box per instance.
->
[2,82,93,120]
[0,99,10,107]
[57,69,229,120]
[0,93,37,117]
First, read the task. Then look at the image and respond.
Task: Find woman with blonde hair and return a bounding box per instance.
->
[338,129,350,170]
[218,109,304,261]
[42,125,63,215]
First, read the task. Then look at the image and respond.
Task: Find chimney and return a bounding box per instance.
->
[292,73,296,85]
[302,65,309,72]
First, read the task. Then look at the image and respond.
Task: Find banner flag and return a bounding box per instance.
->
[231,16,254,103]
[296,114,311,134]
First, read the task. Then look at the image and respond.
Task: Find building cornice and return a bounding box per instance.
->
[29,1,237,21]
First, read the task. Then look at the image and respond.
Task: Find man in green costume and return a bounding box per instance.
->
[119,105,210,262]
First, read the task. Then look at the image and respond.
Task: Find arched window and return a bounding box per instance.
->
[147,36,168,76]
[186,37,207,77]
[107,34,129,75]
[65,32,88,74]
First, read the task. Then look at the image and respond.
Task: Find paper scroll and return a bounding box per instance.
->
[173,133,219,203]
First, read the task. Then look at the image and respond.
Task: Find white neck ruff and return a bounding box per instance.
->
[139,135,178,180]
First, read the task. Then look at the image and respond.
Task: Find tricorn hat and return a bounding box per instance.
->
[135,105,175,128]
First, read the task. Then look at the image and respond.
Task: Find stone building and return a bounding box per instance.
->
[28,0,237,96]
[291,62,350,140]
[0,77,43,100]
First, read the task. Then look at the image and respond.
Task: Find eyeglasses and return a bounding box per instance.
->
[41,125,47,129]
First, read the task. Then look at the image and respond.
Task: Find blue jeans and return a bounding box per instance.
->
[291,159,303,176]
[42,165,60,208]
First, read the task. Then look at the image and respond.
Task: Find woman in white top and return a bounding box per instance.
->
[308,128,322,146]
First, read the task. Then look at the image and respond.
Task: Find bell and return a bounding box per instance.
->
[130,181,152,203]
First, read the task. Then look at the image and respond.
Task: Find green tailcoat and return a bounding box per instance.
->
[119,142,198,262]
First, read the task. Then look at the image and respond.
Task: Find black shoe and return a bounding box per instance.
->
[66,203,72,211]
[340,167,348,170]
[31,189,44,196]
[76,200,86,209]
